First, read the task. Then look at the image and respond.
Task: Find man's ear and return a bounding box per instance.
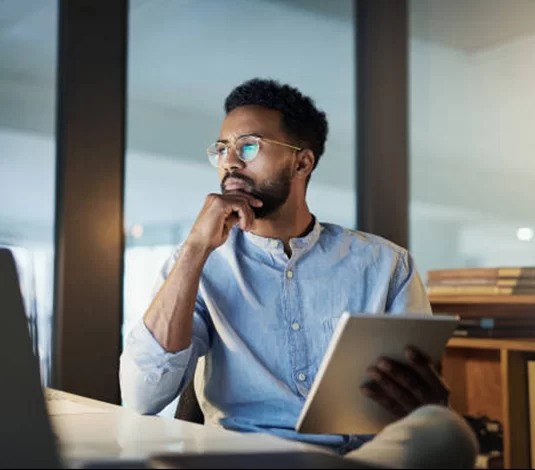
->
[294,149,316,179]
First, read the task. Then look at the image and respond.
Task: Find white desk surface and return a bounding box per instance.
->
[45,388,323,466]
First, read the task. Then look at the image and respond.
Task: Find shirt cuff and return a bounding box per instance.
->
[125,318,194,370]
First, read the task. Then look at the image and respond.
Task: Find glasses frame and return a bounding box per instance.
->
[206,134,302,168]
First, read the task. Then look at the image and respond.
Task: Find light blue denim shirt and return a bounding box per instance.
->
[120,218,431,453]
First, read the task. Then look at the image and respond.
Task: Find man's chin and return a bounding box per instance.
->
[252,203,280,219]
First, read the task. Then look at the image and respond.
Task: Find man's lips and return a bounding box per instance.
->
[223,177,251,192]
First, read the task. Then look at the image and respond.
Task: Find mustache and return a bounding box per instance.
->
[221,172,256,190]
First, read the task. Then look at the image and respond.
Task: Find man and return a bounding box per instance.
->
[120,78,478,468]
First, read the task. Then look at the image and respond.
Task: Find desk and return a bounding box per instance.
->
[45,389,322,467]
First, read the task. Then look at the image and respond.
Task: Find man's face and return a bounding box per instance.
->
[217,105,297,219]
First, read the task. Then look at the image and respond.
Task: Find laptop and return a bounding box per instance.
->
[0,248,149,469]
[147,451,384,469]
[0,247,62,469]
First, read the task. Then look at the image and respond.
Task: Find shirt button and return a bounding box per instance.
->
[291,322,300,331]
[297,373,306,382]
[286,270,294,279]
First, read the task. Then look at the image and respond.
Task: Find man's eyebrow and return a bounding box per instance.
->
[216,133,262,143]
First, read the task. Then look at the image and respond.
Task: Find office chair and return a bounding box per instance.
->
[175,379,204,424]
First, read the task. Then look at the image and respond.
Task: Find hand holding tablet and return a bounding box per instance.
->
[295,312,459,435]
[361,336,454,422]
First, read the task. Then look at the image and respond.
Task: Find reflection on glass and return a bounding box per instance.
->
[0,0,58,384]
[409,0,535,279]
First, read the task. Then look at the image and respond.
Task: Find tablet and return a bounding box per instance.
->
[295,312,459,435]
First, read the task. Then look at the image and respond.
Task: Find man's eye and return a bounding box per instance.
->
[240,143,259,161]
[216,145,228,156]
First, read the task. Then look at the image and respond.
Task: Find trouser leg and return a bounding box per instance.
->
[345,405,479,469]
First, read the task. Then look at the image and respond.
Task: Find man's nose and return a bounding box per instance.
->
[221,146,245,171]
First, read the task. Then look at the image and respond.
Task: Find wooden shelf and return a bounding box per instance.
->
[430,295,535,305]
[448,337,535,352]
[434,298,535,469]
[431,295,535,320]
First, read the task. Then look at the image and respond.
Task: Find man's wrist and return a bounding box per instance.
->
[181,238,213,263]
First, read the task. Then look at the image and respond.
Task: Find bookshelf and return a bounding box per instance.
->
[431,295,535,469]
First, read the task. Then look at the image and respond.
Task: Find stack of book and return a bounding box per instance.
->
[427,267,535,296]
[427,267,535,338]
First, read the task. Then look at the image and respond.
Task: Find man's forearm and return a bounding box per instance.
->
[144,241,210,352]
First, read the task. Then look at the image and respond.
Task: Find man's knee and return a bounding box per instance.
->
[410,405,479,450]
[391,405,479,468]
[347,405,479,469]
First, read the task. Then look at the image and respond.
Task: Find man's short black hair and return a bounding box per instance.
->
[224,78,328,171]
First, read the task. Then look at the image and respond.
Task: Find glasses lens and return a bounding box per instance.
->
[236,136,260,162]
[206,142,227,167]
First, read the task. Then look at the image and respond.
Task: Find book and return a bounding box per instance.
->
[459,317,535,329]
[454,316,535,338]
[427,285,535,296]
[453,310,535,321]
[453,328,535,338]
[428,278,535,287]
[428,267,535,281]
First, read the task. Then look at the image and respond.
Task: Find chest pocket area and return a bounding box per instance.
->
[322,315,343,343]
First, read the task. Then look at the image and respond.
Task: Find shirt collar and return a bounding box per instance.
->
[243,216,323,253]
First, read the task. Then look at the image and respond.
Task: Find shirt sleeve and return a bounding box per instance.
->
[386,251,432,314]
[119,246,211,415]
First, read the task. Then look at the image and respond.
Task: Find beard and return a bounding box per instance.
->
[221,167,292,219]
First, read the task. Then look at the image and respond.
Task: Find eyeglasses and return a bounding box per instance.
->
[206,134,302,168]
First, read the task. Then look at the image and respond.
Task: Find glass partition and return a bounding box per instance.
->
[0,0,58,384]
[409,0,535,278]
